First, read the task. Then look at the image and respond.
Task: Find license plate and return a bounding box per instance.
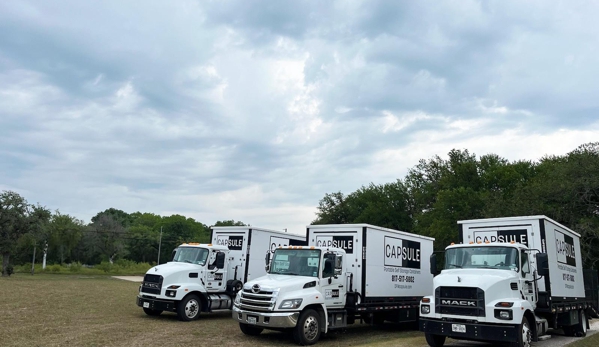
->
[143,302,150,308]
[247,316,257,324]
[452,324,466,333]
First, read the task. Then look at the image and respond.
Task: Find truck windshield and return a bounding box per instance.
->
[172,247,209,265]
[445,246,519,271]
[270,249,321,277]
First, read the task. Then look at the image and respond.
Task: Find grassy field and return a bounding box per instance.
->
[568,332,599,347]
[1,273,597,347]
[0,274,427,347]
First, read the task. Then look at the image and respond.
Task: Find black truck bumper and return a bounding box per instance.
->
[419,318,518,343]
[137,296,177,312]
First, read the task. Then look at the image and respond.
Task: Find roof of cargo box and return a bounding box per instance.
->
[210,226,304,236]
[446,242,528,249]
[457,215,580,237]
[306,223,435,241]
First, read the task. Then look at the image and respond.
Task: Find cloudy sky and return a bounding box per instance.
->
[1,1,598,235]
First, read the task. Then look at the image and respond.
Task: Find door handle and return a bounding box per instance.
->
[338,285,344,288]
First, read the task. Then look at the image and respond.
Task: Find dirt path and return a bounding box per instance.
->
[112,275,143,282]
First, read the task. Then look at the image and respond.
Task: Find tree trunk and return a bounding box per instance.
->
[42,241,48,269]
[31,246,36,275]
[1,252,10,277]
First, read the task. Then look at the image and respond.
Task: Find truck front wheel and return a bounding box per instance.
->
[176,294,201,321]
[513,317,532,347]
[142,307,163,316]
[239,323,263,336]
[424,333,446,347]
[293,309,321,346]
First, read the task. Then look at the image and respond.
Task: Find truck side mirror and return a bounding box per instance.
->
[430,254,438,275]
[215,252,226,269]
[171,249,177,262]
[334,255,342,276]
[265,252,271,271]
[536,253,549,277]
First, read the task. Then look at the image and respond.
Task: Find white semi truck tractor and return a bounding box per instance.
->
[419,216,599,347]
[233,224,435,345]
[136,226,306,321]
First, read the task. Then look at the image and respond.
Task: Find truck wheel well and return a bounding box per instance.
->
[183,291,208,312]
[524,310,536,340]
[303,304,326,332]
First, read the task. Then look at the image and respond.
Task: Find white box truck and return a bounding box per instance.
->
[419,216,599,347]
[232,224,435,345]
[136,226,306,321]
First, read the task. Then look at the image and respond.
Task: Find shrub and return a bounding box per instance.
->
[6,264,14,276]
[47,264,62,273]
[96,261,112,273]
[69,262,82,273]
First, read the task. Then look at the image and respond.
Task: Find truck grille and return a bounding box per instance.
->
[141,274,163,295]
[435,286,485,317]
[239,288,276,312]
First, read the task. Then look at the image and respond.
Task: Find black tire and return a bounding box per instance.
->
[563,325,575,337]
[513,317,532,347]
[424,333,446,347]
[176,294,201,321]
[239,323,263,336]
[372,313,385,325]
[142,307,163,316]
[232,280,243,293]
[574,309,588,337]
[293,309,322,346]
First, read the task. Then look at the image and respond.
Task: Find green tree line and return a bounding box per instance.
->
[2,142,598,276]
[0,195,246,276]
[313,142,599,269]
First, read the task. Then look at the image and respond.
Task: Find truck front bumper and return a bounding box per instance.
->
[137,295,176,312]
[232,305,300,328]
[419,318,518,343]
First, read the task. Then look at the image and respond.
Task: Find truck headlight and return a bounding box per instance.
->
[279,299,303,309]
[494,309,513,320]
[421,305,430,314]
[234,293,241,305]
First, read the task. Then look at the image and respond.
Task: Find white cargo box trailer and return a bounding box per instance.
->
[137,226,306,321]
[232,223,435,345]
[211,226,307,283]
[419,216,599,347]
[307,223,435,302]
[457,216,585,298]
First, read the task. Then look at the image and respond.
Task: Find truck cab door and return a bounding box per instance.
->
[206,251,227,292]
[321,252,346,309]
[520,250,535,306]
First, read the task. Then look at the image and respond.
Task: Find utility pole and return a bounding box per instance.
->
[157,226,163,264]
[31,246,36,275]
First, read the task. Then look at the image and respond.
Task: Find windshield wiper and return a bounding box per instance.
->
[447,263,462,268]
[271,271,300,275]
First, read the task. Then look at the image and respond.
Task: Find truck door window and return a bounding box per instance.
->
[323,254,335,278]
[521,251,530,277]
[334,255,343,276]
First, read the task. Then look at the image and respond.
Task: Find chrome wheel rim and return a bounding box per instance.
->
[185,299,199,319]
[522,321,531,347]
[303,315,319,341]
